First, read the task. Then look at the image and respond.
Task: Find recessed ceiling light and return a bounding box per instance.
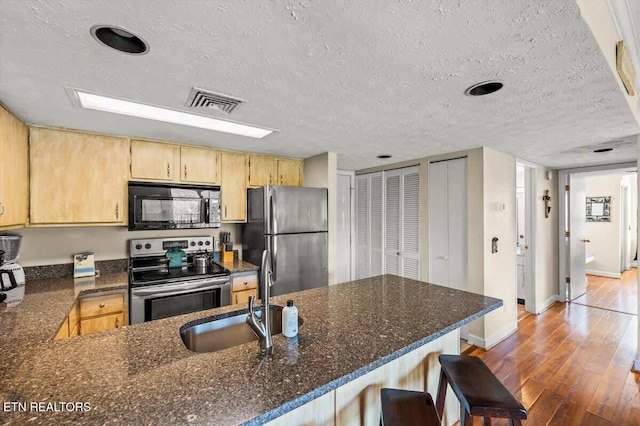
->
[66,88,275,138]
[593,148,613,153]
[465,81,504,96]
[90,25,149,55]
[377,155,392,159]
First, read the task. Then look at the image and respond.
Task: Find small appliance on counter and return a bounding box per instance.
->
[0,233,26,307]
[128,236,231,324]
[73,252,96,278]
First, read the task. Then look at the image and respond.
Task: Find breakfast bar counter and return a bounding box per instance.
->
[0,274,501,426]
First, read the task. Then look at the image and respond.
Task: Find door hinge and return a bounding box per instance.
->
[565,231,570,237]
[565,185,570,191]
[566,277,570,284]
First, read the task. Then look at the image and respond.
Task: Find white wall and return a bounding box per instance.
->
[585,174,622,276]
[480,148,517,348]
[303,152,338,285]
[535,167,559,311]
[16,224,241,267]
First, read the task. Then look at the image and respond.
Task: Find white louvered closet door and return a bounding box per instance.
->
[369,173,384,277]
[356,175,370,279]
[401,169,420,279]
[384,170,401,276]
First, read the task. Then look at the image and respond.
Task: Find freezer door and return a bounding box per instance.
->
[266,232,328,297]
[268,186,328,234]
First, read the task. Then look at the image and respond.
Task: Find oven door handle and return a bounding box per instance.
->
[132,277,229,297]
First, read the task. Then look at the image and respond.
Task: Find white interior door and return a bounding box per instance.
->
[356,175,370,279]
[447,159,467,290]
[569,174,587,300]
[336,174,352,284]
[401,170,420,279]
[370,173,384,277]
[385,170,402,276]
[428,161,450,286]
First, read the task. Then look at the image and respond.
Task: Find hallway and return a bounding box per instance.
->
[573,269,638,315]
[468,302,639,425]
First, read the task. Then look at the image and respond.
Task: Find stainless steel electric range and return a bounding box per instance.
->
[128,236,231,325]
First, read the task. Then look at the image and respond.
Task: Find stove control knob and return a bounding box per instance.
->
[205,241,211,246]
[198,241,204,246]
[190,242,196,246]
[145,243,151,249]
[135,244,142,250]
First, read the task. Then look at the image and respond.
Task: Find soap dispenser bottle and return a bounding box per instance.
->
[282,300,298,338]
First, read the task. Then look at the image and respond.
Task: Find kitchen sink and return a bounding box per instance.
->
[180,305,303,353]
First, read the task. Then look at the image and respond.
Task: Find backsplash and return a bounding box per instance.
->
[24,259,128,281]
[14,224,242,267]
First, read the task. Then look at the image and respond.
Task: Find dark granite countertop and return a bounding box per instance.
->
[218,258,260,274]
[0,275,501,425]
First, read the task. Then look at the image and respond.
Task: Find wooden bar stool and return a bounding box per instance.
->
[435,355,527,426]
[380,388,441,426]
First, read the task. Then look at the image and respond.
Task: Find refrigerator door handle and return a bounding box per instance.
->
[270,187,277,235]
[271,235,278,282]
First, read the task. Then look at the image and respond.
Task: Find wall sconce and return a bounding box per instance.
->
[543,190,551,218]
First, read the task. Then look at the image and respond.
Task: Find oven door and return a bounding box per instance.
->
[130,276,231,324]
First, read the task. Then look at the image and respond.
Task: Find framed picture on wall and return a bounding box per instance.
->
[586,196,611,222]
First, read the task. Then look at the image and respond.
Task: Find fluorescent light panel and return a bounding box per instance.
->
[74,90,274,138]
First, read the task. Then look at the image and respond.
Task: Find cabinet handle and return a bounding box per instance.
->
[115,203,119,219]
[280,174,283,185]
[115,317,120,328]
[234,294,237,304]
[99,303,106,308]
[225,205,227,218]
[0,203,4,217]
[269,174,272,185]
[167,162,171,178]
[184,164,187,179]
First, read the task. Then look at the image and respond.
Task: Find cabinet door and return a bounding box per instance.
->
[277,159,301,186]
[0,106,28,228]
[30,128,129,224]
[54,317,70,340]
[220,152,247,222]
[180,146,219,184]
[233,288,257,305]
[131,140,177,181]
[248,155,277,187]
[80,312,124,336]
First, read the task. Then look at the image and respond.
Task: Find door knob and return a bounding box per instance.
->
[524,245,529,250]
[582,239,591,243]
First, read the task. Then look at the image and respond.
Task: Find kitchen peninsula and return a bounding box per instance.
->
[0,274,501,426]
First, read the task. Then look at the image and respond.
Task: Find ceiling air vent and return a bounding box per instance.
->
[185,88,245,114]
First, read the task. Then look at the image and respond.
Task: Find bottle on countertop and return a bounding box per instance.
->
[282,300,298,338]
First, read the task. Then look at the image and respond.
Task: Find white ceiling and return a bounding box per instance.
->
[1,0,639,170]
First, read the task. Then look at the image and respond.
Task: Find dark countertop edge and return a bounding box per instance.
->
[242,298,504,426]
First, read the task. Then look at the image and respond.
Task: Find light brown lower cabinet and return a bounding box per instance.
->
[80,312,124,336]
[54,291,126,340]
[233,288,258,306]
[264,329,460,426]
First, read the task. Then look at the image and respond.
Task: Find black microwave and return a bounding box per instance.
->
[128,182,221,231]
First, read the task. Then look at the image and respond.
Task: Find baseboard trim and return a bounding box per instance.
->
[467,322,518,350]
[632,261,638,268]
[633,358,640,373]
[537,295,561,314]
[586,270,621,279]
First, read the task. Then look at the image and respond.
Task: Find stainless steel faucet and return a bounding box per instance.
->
[246,249,273,354]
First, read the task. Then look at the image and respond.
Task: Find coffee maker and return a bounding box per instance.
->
[0,233,25,306]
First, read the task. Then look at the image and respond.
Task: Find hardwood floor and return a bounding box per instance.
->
[466,302,639,425]
[573,269,637,315]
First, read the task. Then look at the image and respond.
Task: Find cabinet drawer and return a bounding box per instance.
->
[232,273,258,292]
[233,288,257,306]
[80,313,124,336]
[80,294,124,318]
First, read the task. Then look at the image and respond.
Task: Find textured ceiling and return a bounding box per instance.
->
[0,0,639,170]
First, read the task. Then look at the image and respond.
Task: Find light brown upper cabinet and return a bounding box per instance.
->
[30,128,129,225]
[247,155,277,187]
[180,146,219,185]
[0,105,28,228]
[278,159,302,186]
[220,152,247,222]
[131,140,178,181]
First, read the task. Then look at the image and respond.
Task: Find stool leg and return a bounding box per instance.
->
[435,369,448,419]
[509,420,522,426]
[483,416,492,426]
[459,406,473,426]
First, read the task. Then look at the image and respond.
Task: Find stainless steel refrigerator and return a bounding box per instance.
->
[243,185,328,297]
